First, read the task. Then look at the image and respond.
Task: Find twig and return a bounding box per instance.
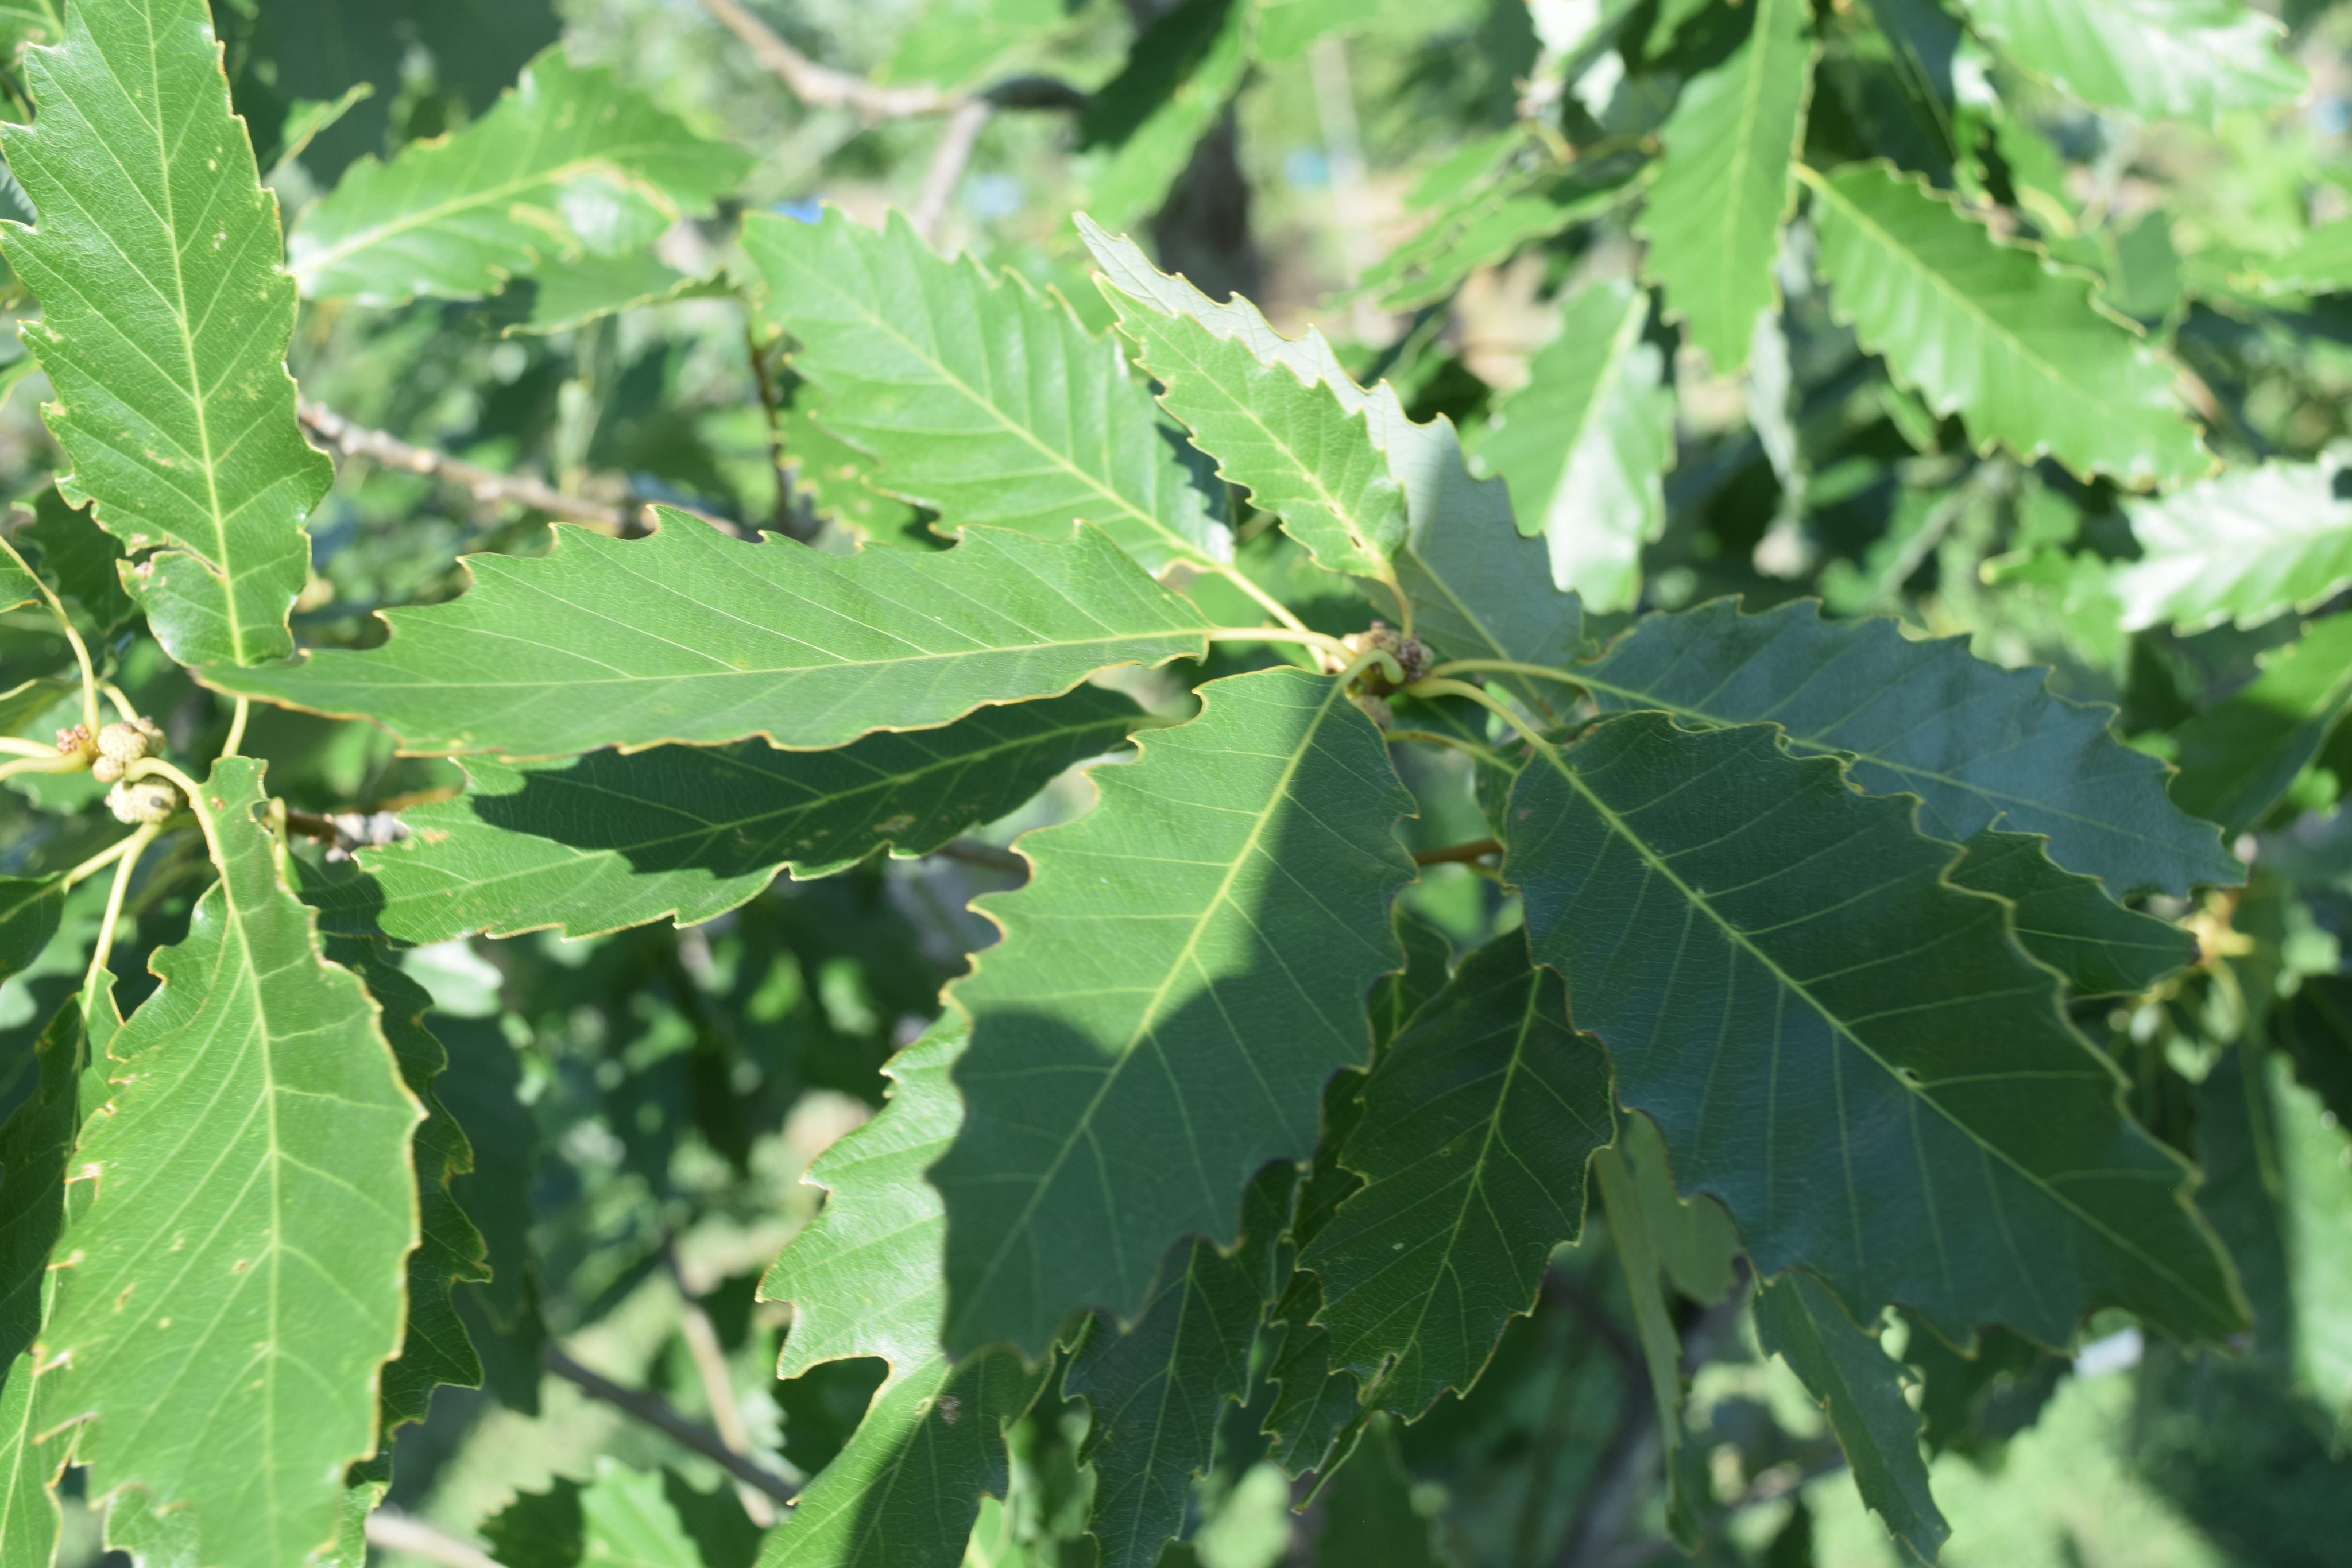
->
[933,839,1028,877]
[301,401,637,531]
[364,1508,505,1568]
[284,806,409,861]
[302,402,752,540]
[1413,838,1503,868]
[698,0,953,117]
[543,1344,800,1505]
[663,1244,779,1527]
[913,98,994,242]
[742,324,822,543]
[698,0,1086,119]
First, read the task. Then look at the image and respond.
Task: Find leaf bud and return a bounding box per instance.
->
[1340,620,1433,695]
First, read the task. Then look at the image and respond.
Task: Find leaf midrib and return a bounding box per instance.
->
[136,1,243,659]
[1526,734,2231,1321]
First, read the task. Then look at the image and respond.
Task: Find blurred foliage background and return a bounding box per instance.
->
[2,0,2350,1565]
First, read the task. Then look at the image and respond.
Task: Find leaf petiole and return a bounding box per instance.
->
[222,695,251,758]
[1406,676,1558,760]
[83,819,162,998]
[1427,657,1588,691]
[1384,727,1510,769]
[122,757,225,865]
[0,532,103,738]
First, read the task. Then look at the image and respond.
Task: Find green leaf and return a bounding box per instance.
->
[756,1023,1047,1568]
[1359,135,1648,313]
[1471,279,1676,613]
[16,487,132,639]
[934,665,1418,1357]
[1638,0,1816,374]
[39,757,421,1568]
[493,250,711,337]
[0,1,60,55]
[2276,975,2352,1130]
[1091,232,1407,589]
[339,942,489,1438]
[1801,161,2209,487]
[0,1002,79,1380]
[1947,830,2196,998]
[0,876,60,987]
[2169,614,2352,835]
[335,686,1143,944]
[1753,1271,1948,1566]
[1078,0,1254,231]
[2118,459,2352,633]
[2230,219,2352,298]
[0,540,34,614]
[0,1349,59,1568]
[1952,0,2301,122]
[488,1461,763,1568]
[1065,1238,1265,1568]
[206,516,1210,757]
[879,0,1066,88]
[1900,1315,2065,1457]
[1,0,334,667]
[1079,223,1579,707]
[288,48,749,303]
[1310,1414,1445,1568]
[744,208,1227,573]
[1505,713,2245,1344]
[1304,932,1612,1416]
[1575,595,2239,897]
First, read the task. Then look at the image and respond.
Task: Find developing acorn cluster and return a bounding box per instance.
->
[1338,620,1432,729]
[53,714,180,824]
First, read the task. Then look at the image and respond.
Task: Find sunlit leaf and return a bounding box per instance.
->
[1506,713,2245,1344]
[1802,161,2209,487]
[206,516,1209,757]
[756,1023,1047,1568]
[934,665,1417,1357]
[745,207,1228,573]
[339,943,488,1439]
[1472,278,1675,611]
[1639,0,1816,373]
[1081,221,1579,708]
[2,0,333,665]
[289,48,750,303]
[2169,614,2352,836]
[1359,133,1648,313]
[1305,932,1611,1417]
[1097,244,1407,587]
[1576,595,2239,896]
[1078,0,1254,230]
[2118,459,2352,633]
[39,758,421,1568]
[1953,0,2301,122]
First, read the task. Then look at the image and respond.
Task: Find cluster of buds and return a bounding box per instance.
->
[90,716,164,784]
[53,723,94,763]
[1339,621,1433,695]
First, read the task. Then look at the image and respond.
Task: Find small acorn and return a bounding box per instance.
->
[106,778,180,826]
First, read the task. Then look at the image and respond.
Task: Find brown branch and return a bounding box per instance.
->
[365,1509,505,1568]
[912,98,995,242]
[300,402,749,539]
[933,839,1028,877]
[1413,838,1503,867]
[664,1244,779,1526]
[543,1343,800,1505]
[698,0,1086,119]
